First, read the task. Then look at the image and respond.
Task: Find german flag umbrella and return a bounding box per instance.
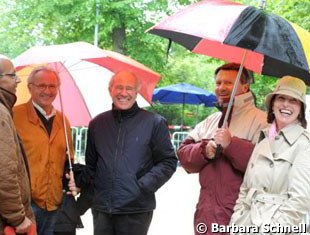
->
[147,0,310,85]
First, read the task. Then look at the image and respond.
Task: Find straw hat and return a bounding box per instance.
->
[265,75,307,109]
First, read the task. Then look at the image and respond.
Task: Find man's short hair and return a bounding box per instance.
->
[0,55,11,74]
[109,71,141,91]
[27,66,60,85]
[215,63,253,85]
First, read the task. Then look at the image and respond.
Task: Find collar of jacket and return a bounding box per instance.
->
[215,91,254,111]
[0,87,17,115]
[230,91,256,115]
[23,100,65,143]
[259,122,307,144]
[25,99,58,126]
[112,102,140,123]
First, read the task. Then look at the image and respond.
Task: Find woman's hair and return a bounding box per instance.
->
[267,95,307,128]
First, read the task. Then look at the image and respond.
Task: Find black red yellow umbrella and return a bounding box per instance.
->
[147,0,310,84]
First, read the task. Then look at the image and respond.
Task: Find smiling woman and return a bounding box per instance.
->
[265,76,307,130]
[230,75,310,234]
[272,94,302,130]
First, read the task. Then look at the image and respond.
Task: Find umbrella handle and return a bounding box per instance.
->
[4,223,36,235]
[214,144,223,158]
[69,169,78,197]
[58,87,77,197]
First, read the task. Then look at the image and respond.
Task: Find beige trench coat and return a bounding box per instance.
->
[230,123,310,235]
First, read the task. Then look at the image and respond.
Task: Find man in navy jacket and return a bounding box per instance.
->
[86,71,177,235]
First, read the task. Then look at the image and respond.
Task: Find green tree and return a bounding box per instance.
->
[0,0,194,69]
[0,0,308,127]
[239,0,310,31]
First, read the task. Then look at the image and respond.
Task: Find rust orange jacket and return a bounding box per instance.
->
[13,100,73,211]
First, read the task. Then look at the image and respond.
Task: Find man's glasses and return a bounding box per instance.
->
[114,85,136,92]
[30,83,59,92]
[0,73,18,80]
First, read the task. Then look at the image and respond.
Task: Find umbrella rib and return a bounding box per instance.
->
[64,60,103,72]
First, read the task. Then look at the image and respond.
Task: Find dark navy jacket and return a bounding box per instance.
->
[86,103,177,214]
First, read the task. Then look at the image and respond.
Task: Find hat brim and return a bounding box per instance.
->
[265,89,306,110]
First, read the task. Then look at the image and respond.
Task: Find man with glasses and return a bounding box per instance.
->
[0,55,35,234]
[0,73,19,80]
[13,66,75,235]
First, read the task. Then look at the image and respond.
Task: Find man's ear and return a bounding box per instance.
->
[243,84,250,93]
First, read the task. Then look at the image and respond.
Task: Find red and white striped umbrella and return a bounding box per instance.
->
[147,0,310,83]
[14,42,161,126]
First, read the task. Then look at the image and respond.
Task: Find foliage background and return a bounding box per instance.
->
[0,0,309,127]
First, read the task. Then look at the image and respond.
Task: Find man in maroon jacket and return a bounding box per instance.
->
[177,63,268,235]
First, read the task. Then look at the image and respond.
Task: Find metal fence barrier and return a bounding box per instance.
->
[71,128,189,162]
[71,127,88,163]
[171,131,189,155]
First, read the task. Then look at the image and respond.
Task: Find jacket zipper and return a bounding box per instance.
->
[109,120,122,213]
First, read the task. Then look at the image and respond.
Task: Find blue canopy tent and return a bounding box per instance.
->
[152,83,216,127]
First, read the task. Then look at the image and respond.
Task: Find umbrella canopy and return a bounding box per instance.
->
[13,41,161,126]
[152,83,216,126]
[147,0,310,84]
[152,83,216,106]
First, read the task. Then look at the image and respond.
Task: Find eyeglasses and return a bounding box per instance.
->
[30,83,59,92]
[114,85,137,92]
[0,73,18,80]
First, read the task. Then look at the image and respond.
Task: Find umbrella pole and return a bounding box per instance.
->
[221,50,248,128]
[196,104,199,125]
[215,50,248,157]
[58,89,77,196]
[94,0,100,46]
[181,94,186,131]
[259,0,266,9]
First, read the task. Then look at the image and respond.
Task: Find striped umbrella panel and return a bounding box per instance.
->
[15,60,150,126]
[148,0,310,84]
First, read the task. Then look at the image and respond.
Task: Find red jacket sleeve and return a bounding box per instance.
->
[177,138,209,173]
[223,136,255,172]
